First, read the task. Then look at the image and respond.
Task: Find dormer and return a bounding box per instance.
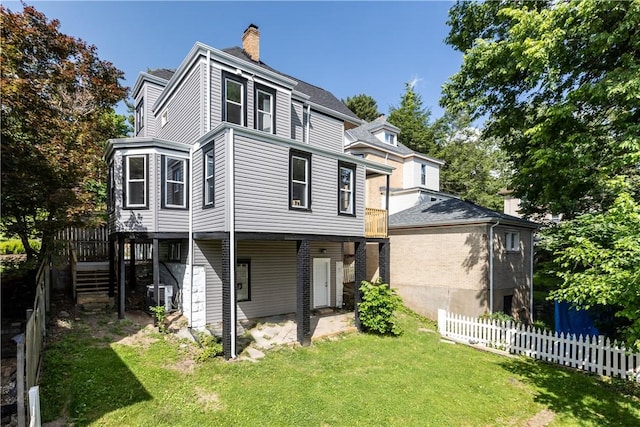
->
[131,69,173,137]
[368,116,400,147]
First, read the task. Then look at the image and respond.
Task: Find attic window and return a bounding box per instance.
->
[505,232,520,252]
[384,132,395,145]
[161,110,168,128]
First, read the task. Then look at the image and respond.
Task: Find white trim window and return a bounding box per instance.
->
[125,155,147,208]
[160,110,168,128]
[290,151,310,209]
[505,231,520,252]
[164,156,187,208]
[135,101,144,134]
[384,132,395,145]
[339,163,355,215]
[225,77,244,125]
[420,163,427,186]
[204,149,214,206]
[256,88,273,133]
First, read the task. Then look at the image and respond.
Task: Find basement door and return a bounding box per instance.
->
[313,258,330,308]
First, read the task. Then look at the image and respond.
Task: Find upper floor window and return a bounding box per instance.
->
[107,162,115,212]
[223,72,246,126]
[504,231,520,252]
[204,148,215,207]
[290,150,311,210]
[124,155,147,209]
[420,164,427,186]
[135,101,144,133]
[384,132,395,145]
[160,110,168,128]
[255,85,276,133]
[163,156,188,209]
[338,162,356,216]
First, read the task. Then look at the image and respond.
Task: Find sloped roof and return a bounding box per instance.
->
[148,68,175,80]
[390,197,539,229]
[221,46,360,121]
[346,125,415,156]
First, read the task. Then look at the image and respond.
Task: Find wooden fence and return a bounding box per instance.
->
[56,224,109,262]
[438,309,640,382]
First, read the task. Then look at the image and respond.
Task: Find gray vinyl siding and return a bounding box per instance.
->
[275,89,291,139]
[233,134,365,236]
[246,79,254,129]
[156,64,202,144]
[236,241,297,320]
[308,111,344,153]
[156,154,189,231]
[145,84,163,137]
[195,240,223,326]
[209,66,222,130]
[291,100,304,142]
[113,151,156,233]
[193,133,227,232]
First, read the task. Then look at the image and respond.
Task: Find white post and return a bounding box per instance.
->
[28,386,40,427]
[437,309,446,335]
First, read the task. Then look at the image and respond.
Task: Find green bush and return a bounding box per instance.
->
[149,305,167,333]
[358,279,403,336]
[479,311,514,323]
[0,239,41,254]
[195,332,223,362]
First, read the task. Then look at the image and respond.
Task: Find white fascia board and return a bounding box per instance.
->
[409,152,445,166]
[105,137,191,160]
[132,72,169,98]
[195,123,393,175]
[345,140,444,165]
[292,90,311,102]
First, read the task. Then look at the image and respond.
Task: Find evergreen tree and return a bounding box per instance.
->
[388,82,436,155]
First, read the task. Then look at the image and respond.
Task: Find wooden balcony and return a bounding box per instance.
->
[365,208,388,238]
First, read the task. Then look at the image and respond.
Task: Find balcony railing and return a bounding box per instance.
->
[365,208,388,238]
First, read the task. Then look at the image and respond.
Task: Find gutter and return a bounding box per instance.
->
[489,221,500,314]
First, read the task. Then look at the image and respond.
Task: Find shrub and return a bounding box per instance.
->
[149,305,167,333]
[358,279,403,336]
[0,239,41,254]
[195,332,223,362]
[479,311,514,323]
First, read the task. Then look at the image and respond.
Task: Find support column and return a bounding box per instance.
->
[129,239,137,290]
[221,238,233,359]
[117,234,125,319]
[108,238,115,298]
[296,240,311,345]
[152,239,159,311]
[378,241,390,285]
[354,240,366,331]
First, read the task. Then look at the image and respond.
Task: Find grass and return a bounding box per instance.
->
[40,309,640,426]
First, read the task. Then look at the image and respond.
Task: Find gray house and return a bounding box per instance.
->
[105,25,392,359]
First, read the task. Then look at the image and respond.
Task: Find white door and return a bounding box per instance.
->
[313,258,330,308]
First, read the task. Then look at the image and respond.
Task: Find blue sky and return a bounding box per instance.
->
[8,1,462,120]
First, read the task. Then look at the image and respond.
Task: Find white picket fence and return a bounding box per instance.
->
[437,309,640,382]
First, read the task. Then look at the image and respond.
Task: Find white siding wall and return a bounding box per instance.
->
[402,159,440,191]
[275,89,291,139]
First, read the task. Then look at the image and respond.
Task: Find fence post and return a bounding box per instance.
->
[12,334,26,427]
[28,386,40,427]
[437,309,446,335]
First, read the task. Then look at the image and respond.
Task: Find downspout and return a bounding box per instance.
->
[188,146,194,328]
[305,104,311,144]
[530,230,535,323]
[489,220,500,314]
[228,128,237,358]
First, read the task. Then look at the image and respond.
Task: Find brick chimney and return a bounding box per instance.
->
[242,24,260,62]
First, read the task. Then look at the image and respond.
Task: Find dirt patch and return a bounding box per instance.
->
[115,325,158,348]
[525,409,555,427]
[194,386,223,411]
[169,358,196,374]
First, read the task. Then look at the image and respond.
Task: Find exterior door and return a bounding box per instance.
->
[313,258,330,308]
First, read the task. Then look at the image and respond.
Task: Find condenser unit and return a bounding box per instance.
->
[146,284,174,312]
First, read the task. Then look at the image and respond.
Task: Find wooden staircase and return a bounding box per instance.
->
[73,261,114,308]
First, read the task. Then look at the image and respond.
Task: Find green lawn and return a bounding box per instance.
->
[41,310,639,426]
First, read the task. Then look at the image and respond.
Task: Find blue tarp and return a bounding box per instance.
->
[554,301,600,337]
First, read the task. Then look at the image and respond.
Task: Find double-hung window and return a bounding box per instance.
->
[255,85,275,133]
[124,155,147,208]
[204,148,215,207]
[420,164,427,186]
[223,73,246,126]
[163,156,187,209]
[384,132,395,145]
[290,150,311,210]
[505,231,520,252]
[135,101,144,134]
[338,162,356,216]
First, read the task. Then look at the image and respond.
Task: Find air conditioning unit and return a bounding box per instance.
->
[147,284,174,312]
